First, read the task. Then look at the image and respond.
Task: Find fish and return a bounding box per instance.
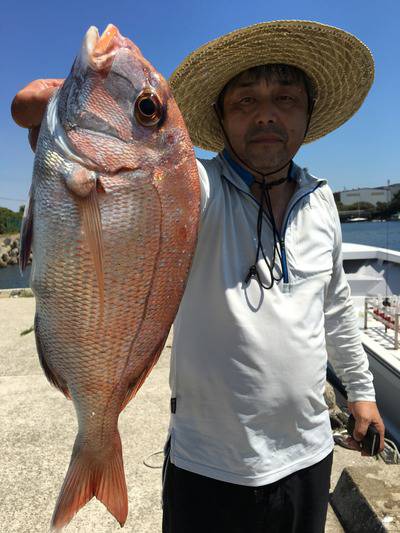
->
[19,24,200,530]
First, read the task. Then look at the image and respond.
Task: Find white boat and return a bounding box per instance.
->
[347,217,368,222]
[336,243,400,445]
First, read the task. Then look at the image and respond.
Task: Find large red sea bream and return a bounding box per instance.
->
[19,24,199,530]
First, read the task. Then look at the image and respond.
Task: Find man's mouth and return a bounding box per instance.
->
[250,135,283,143]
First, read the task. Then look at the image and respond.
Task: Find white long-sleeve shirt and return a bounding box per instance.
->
[167,153,375,486]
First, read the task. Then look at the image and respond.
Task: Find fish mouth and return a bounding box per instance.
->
[80,24,123,72]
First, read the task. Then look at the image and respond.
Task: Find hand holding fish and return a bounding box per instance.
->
[11,78,64,150]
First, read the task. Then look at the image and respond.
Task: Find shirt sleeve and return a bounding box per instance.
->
[323,186,376,402]
[196,159,211,214]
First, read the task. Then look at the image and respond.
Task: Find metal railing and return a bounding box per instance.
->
[364,296,400,350]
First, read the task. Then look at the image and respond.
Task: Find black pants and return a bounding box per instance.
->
[162,450,333,533]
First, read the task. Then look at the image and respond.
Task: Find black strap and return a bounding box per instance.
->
[170,398,176,413]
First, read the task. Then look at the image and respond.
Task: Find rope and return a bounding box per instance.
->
[143,450,164,469]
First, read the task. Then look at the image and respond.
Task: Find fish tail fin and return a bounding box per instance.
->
[51,431,128,530]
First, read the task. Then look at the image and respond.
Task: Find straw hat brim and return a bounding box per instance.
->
[169,20,374,152]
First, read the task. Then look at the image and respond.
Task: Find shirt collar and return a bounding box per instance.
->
[222,148,296,188]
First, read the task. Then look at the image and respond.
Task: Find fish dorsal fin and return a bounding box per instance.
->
[120,335,168,412]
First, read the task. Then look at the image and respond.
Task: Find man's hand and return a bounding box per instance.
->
[347,401,385,455]
[11,79,64,151]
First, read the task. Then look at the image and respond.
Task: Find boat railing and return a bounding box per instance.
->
[364,296,400,350]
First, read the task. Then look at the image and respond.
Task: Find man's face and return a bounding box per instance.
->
[221,73,310,174]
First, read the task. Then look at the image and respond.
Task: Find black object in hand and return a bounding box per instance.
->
[346,414,381,456]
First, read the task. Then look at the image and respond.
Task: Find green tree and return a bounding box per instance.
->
[334,198,344,210]
[375,202,386,211]
[344,202,374,211]
[389,191,400,213]
[0,207,23,234]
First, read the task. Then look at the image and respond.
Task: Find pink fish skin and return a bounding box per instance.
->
[19,24,199,530]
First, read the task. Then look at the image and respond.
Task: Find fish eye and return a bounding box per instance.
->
[135,91,163,126]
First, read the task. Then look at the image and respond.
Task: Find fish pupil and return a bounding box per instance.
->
[139,98,156,116]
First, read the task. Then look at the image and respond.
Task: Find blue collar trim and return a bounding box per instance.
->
[222,149,254,188]
[222,149,296,188]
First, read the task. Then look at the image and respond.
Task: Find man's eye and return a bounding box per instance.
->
[239,97,255,104]
[277,95,295,102]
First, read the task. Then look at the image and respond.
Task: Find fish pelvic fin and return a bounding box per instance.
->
[35,314,71,400]
[51,431,128,530]
[19,187,34,273]
[78,187,105,313]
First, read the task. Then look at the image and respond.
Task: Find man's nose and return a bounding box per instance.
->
[254,100,278,124]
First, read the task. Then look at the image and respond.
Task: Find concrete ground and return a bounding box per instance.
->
[0,297,382,532]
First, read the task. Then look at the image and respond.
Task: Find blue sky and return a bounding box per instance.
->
[1,0,398,210]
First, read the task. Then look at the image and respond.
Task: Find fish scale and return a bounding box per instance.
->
[19,24,199,530]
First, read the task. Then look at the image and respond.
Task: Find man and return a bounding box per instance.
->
[12,20,385,533]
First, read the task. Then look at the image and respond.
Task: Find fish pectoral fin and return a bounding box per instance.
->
[63,164,105,307]
[35,315,71,400]
[120,335,168,412]
[19,187,34,272]
[51,431,128,530]
[77,187,105,309]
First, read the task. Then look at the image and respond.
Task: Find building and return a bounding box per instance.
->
[340,183,400,207]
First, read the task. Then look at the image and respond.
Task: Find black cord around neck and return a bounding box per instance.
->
[244,178,284,289]
[213,98,315,290]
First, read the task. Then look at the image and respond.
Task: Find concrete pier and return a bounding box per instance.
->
[0,296,394,532]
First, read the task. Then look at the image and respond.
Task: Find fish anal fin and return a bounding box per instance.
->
[77,188,105,310]
[51,431,128,530]
[35,314,71,400]
[120,337,167,412]
[19,189,34,273]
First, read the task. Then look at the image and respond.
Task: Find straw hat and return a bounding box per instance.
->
[169,20,374,152]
